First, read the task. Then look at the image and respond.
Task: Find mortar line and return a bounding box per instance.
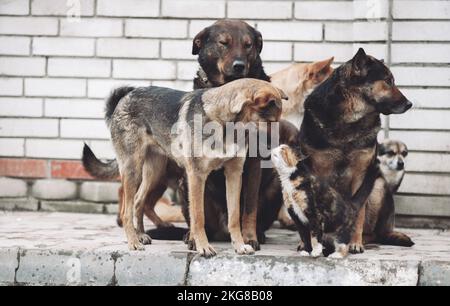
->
[183,253,195,286]
[14,248,21,286]
[385,0,394,139]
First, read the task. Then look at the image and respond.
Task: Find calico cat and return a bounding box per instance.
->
[271,145,380,258]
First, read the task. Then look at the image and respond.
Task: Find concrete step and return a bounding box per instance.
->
[0,211,449,286]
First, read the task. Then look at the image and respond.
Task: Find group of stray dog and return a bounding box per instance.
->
[82,20,415,259]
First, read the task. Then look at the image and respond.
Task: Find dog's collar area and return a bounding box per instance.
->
[197,67,210,86]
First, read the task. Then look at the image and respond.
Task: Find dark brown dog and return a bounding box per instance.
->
[298,48,414,254]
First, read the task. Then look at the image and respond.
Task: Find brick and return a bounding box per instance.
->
[0,0,29,15]
[0,158,47,178]
[152,80,193,92]
[177,61,198,81]
[261,42,293,62]
[353,0,389,19]
[33,37,95,56]
[32,179,77,200]
[0,139,24,157]
[399,173,450,196]
[80,182,120,202]
[0,118,58,137]
[104,203,118,214]
[395,196,450,217]
[0,177,27,197]
[325,22,353,42]
[392,43,450,64]
[388,131,450,152]
[228,1,292,20]
[406,152,450,173]
[0,97,43,117]
[161,40,196,60]
[294,43,352,62]
[44,98,104,119]
[60,18,123,37]
[295,1,352,20]
[87,79,149,99]
[51,160,94,180]
[48,58,111,78]
[40,200,104,214]
[401,88,450,109]
[189,20,219,38]
[60,119,110,139]
[393,22,450,41]
[0,57,46,77]
[353,21,388,41]
[390,67,450,87]
[390,109,450,130]
[32,0,94,16]
[125,19,188,38]
[97,0,159,17]
[0,36,30,55]
[162,0,225,18]
[0,17,57,35]
[88,140,116,160]
[394,1,450,20]
[113,60,176,80]
[26,139,85,159]
[25,78,86,97]
[97,38,159,59]
[257,21,322,41]
[0,198,38,212]
[0,77,22,96]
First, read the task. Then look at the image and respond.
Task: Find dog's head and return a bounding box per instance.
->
[378,139,408,171]
[193,20,264,86]
[303,57,334,95]
[341,48,413,116]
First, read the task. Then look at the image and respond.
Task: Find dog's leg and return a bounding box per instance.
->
[122,174,144,251]
[116,185,124,227]
[224,158,255,255]
[143,185,173,228]
[186,170,216,257]
[241,157,261,251]
[349,204,366,254]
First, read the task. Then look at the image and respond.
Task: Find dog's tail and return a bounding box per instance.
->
[146,227,189,241]
[82,143,120,180]
[105,86,135,124]
[378,231,415,247]
[350,160,381,209]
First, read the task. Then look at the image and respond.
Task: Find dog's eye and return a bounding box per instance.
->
[401,151,408,157]
[385,78,394,86]
[387,150,395,156]
[245,42,253,49]
[219,41,229,47]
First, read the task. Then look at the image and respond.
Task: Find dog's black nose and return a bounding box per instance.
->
[397,160,404,170]
[232,60,245,74]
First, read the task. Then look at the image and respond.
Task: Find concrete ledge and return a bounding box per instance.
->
[0,198,39,211]
[0,212,449,286]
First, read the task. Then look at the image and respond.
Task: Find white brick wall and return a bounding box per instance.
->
[0,0,449,217]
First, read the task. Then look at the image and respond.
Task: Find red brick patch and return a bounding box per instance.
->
[0,158,48,178]
[51,160,94,180]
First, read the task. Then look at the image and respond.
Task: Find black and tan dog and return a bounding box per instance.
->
[298,48,414,254]
[96,79,284,256]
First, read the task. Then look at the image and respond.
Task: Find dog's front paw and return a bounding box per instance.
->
[234,243,255,255]
[245,240,260,251]
[328,252,344,259]
[197,243,217,258]
[128,239,145,251]
[138,233,152,245]
[299,250,310,257]
[349,243,364,254]
[311,243,323,258]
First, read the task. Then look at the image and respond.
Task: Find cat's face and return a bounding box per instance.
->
[271,145,299,172]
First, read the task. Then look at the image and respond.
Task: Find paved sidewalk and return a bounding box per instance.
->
[0,211,449,286]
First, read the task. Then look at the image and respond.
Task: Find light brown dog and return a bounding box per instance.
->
[270,57,334,128]
[94,79,284,256]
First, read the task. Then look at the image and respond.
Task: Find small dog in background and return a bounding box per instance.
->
[378,139,408,193]
[271,145,379,258]
[270,57,334,128]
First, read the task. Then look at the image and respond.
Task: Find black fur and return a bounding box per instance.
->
[105,86,135,123]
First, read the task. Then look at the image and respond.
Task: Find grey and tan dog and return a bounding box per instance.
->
[103,78,285,256]
[378,139,408,192]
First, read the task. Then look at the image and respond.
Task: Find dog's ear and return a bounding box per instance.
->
[230,91,251,114]
[253,28,263,54]
[378,142,386,156]
[192,27,209,55]
[277,88,288,100]
[308,57,334,79]
[352,48,368,75]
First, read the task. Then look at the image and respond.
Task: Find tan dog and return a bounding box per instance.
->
[86,79,284,256]
[271,57,334,128]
